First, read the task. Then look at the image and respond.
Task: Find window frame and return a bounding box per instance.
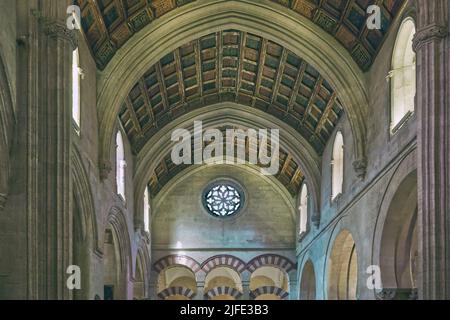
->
[72,48,81,134]
[331,131,344,202]
[298,183,309,239]
[389,17,416,135]
[116,130,127,203]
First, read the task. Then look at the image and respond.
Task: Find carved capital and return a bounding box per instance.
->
[32,10,78,50]
[353,158,367,179]
[99,160,112,181]
[0,193,7,211]
[413,24,449,51]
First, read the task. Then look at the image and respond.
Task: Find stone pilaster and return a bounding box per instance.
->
[25,1,74,299]
[413,0,450,300]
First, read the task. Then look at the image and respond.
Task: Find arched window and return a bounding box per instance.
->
[390,18,416,133]
[143,187,150,233]
[331,132,344,200]
[116,131,126,201]
[299,184,308,235]
[72,48,81,131]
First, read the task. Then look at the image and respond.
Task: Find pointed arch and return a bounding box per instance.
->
[134,238,151,299]
[72,147,101,256]
[0,50,15,210]
[299,260,316,300]
[106,206,133,276]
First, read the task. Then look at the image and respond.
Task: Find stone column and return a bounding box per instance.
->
[241,271,251,300]
[413,0,450,299]
[24,0,75,300]
[194,272,206,300]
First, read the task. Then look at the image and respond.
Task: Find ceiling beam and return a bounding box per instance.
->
[194,39,204,102]
[302,75,323,125]
[174,48,186,105]
[271,48,288,105]
[235,31,247,98]
[253,38,268,107]
[315,92,337,136]
[287,60,307,114]
[216,31,223,94]
[125,96,143,137]
[155,61,169,111]
[138,78,156,127]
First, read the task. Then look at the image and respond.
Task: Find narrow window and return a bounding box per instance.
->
[331,132,344,200]
[116,131,126,201]
[144,187,150,233]
[72,48,81,131]
[390,18,416,133]
[299,184,308,235]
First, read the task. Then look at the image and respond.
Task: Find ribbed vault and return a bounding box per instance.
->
[77,0,405,71]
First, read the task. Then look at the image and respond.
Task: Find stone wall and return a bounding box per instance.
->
[296,0,418,300]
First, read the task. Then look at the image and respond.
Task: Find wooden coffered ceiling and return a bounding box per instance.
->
[147,126,305,197]
[119,30,344,156]
[76,0,405,70]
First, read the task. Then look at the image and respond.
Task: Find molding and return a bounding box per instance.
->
[413,24,449,51]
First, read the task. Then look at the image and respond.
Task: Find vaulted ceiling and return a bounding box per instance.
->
[147,126,305,197]
[119,30,345,156]
[77,0,405,70]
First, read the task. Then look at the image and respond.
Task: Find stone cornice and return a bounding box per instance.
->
[413,24,449,51]
[31,10,78,50]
